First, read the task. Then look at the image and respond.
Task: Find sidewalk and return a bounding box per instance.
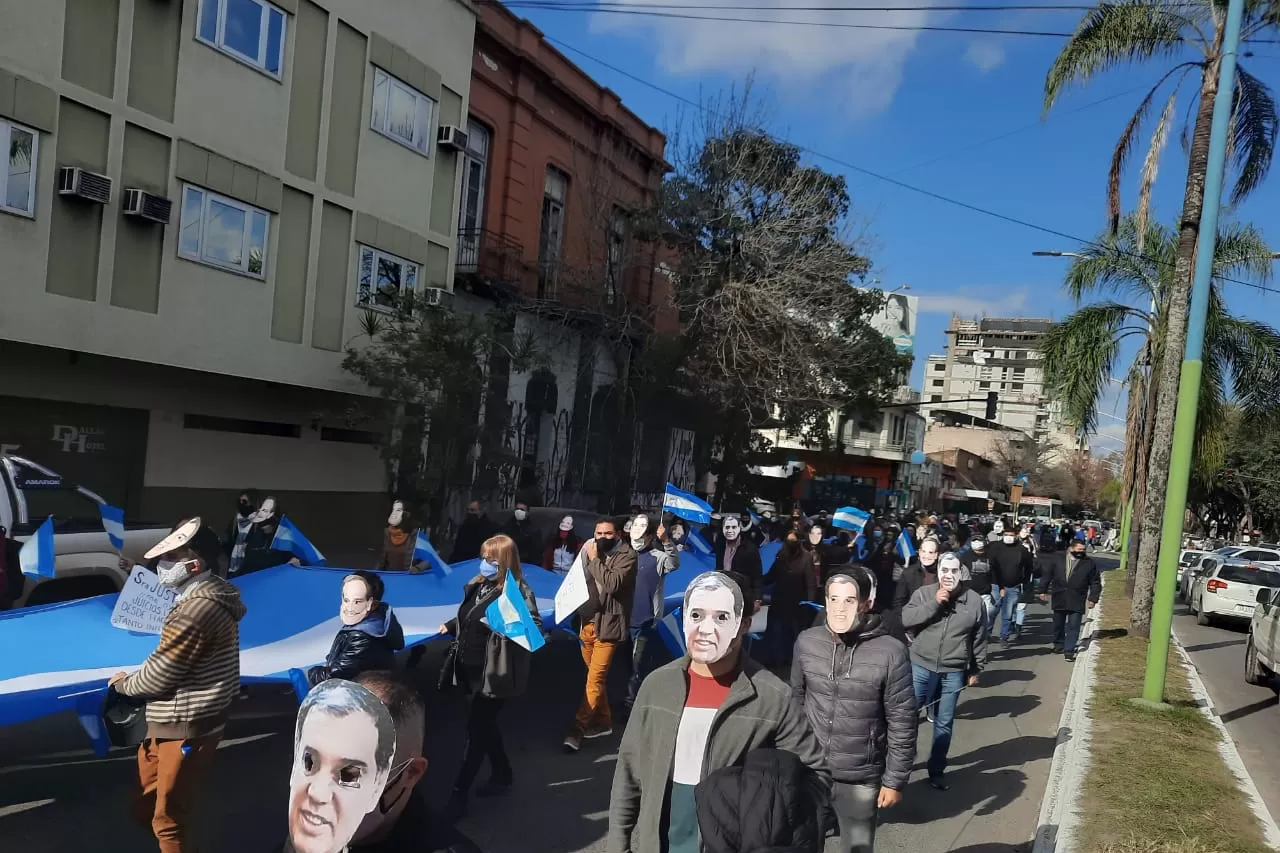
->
[872,601,1076,853]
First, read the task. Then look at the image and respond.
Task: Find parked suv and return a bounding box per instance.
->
[1189,558,1280,626]
[1246,586,1280,691]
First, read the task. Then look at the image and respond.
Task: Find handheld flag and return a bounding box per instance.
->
[896,529,917,562]
[663,483,713,525]
[98,503,126,551]
[685,527,714,557]
[19,516,55,578]
[657,609,686,657]
[413,529,452,575]
[485,579,545,652]
[832,506,871,532]
[1014,473,1030,486]
[853,533,868,561]
[271,516,326,566]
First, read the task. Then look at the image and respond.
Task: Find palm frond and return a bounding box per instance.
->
[1045,2,1192,113]
[1211,313,1280,419]
[1135,84,1180,248]
[1210,220,1276,282]
[1041,302,1143,433]
[1228,67,1278,203]
[1193,354,1229,479]
[1062,217,1170,304]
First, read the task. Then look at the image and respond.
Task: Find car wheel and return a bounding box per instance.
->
[1245,635,1266,686]
[1196,604,1211,626]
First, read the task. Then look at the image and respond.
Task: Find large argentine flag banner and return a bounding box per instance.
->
[663,483,713,525]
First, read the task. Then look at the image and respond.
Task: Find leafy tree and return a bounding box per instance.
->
[650,94,909,504]
[1040,216,1280,633]
[1045,0,1280,641]
[341,296,536,526]
[1194,408,1280,539]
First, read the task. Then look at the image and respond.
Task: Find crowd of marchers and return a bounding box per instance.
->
[97,496,1102,853]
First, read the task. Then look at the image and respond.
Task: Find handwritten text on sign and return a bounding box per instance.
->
[110,567,177,634]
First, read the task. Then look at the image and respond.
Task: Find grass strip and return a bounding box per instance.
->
[1078,589,1271,853]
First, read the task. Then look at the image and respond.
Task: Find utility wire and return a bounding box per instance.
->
[503,1,1107,10]
[541,33,1280,296]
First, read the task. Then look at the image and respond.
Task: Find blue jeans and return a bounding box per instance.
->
[912,664,965,779]
[991,584,1020,640]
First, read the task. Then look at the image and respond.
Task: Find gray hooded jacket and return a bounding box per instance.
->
[900,584,988,674]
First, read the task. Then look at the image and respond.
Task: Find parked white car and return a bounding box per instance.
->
[1177,550,1207,597]
[1246,586,1280,690]
[1189,558,1280,626]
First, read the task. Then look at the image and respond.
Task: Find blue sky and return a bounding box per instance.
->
[502,1,1280,456]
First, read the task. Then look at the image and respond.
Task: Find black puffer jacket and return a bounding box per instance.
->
[789,615,917,789]
[308,604,405,685]
[695,748,826,853]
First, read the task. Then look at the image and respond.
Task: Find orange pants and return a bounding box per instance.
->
[573,622,618,734]
[133,736,220,853]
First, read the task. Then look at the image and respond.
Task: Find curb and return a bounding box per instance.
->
[1031,586,1102,853]
[1171,633,1280,850]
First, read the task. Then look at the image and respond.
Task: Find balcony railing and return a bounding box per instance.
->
[457,228,526,290]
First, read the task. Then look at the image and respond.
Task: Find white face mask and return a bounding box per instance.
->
[513,508,527,521]
[387,501,404,527]
[630,515,649,545]
[157,558,199,588]
[1002,534,1016,545]
[722,517,741,541]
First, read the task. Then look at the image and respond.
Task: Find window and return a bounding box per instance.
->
[958,333,978,345]
[178,185,269,278]
[371,67,435,155]
[1218,563,1280,586]
[930,394,943,403]
[932,362,945,372]
[538,166,568,297]
[357,244,420,312]
[979,381,991,389]
[197,0,287,78]
[458,120,489,234]
[184,413,301,437]
[1011,382,1024,391]
[606,207,629,301]
[1015,350,1027,359]
[931,379,944,388]
[890,414,907,445]
[1,119,37,218]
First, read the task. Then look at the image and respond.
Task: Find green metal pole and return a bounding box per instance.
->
[1118,494,1134,570]
[1143,0,1246,704]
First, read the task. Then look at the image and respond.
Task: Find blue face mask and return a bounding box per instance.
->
[480,559,500,579]
[872,530,884,539]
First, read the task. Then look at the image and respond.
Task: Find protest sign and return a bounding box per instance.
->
[110,566,177,634]
[553,549,590,625]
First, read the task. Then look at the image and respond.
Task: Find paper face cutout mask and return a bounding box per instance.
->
[386,501,404,528]
[938,553,968,592]
[144,517,203,560]
[808,527,823,545]
[918,540,940,567]
[559,515,574,533]
[824,572,877,634]
[630,515,649,542]
[340,575,374,626]
[289,680,396,853]
[721,517,741,541]
[252,497,277,524]
[683,572,744,664]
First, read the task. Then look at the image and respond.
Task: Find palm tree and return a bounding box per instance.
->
[1042,217,1280,633]
[1045,0,1280,637]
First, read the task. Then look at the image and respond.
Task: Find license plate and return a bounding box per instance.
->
[1235,604,1255,614]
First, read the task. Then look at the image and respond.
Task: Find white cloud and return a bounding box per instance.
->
[963,40,1006,73]
[916,288,1030,316]
[587,0,949,119]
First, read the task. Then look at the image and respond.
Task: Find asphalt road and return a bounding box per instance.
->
[1172,601,1280,823]
[0,600,1079,853]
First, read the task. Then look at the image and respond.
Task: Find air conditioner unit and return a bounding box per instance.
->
[57,166,112,205]
[122,188,173,224]
[422,287,453,308]
[436,125,469,152]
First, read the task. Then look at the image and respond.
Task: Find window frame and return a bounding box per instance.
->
[370,67,436,156]
[177,184,271,279]
[1,118,39,219]
[195,0,288,80]
[356,243,422,314]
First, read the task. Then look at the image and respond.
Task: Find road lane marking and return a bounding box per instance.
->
[0,798,56,818]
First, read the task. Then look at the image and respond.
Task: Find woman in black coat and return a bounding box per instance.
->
[762,530,819,667]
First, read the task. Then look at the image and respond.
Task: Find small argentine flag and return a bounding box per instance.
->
[685,527,714,557]
[271,516,326,566]
[896,529,917,562]
[485,579,545,652]
[413,529,452,575]
[98,503,126,551]
[19,516,55,578]
[832,506,871,532]
[657,609,686,657]
[663,483,713,525]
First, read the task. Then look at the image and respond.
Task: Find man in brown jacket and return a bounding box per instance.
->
[110,518,247,853]
[564,516,637,752]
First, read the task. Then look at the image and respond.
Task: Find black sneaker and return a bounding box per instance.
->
[476,775,513,798]
[1065,652,1077,662]
[928,775,949,791]
[1051,646,1063,654]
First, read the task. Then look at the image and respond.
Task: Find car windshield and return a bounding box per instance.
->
[1180,551,1204,565]
[1218,564,1280,587]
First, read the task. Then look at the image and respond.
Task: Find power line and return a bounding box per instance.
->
[503,1,1106,10]
[541,34,1280,296]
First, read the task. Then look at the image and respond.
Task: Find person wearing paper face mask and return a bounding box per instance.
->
[564,517,637,752]
[887,536,940,640]
[307,571,405,688]
[109,518,246,853]
[502,500,541,563]
[900,553,988,791]
[379,501,429,573]
[715,515,764,613]
[607,571,827,853]
[791,567,915,853]
[237,495,295,575]
[543,515,582,574]
[625,514,681,715]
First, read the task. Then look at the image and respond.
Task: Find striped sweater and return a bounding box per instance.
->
[117,573,247,739]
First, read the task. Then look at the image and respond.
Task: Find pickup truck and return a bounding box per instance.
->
[1,454,169,607]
